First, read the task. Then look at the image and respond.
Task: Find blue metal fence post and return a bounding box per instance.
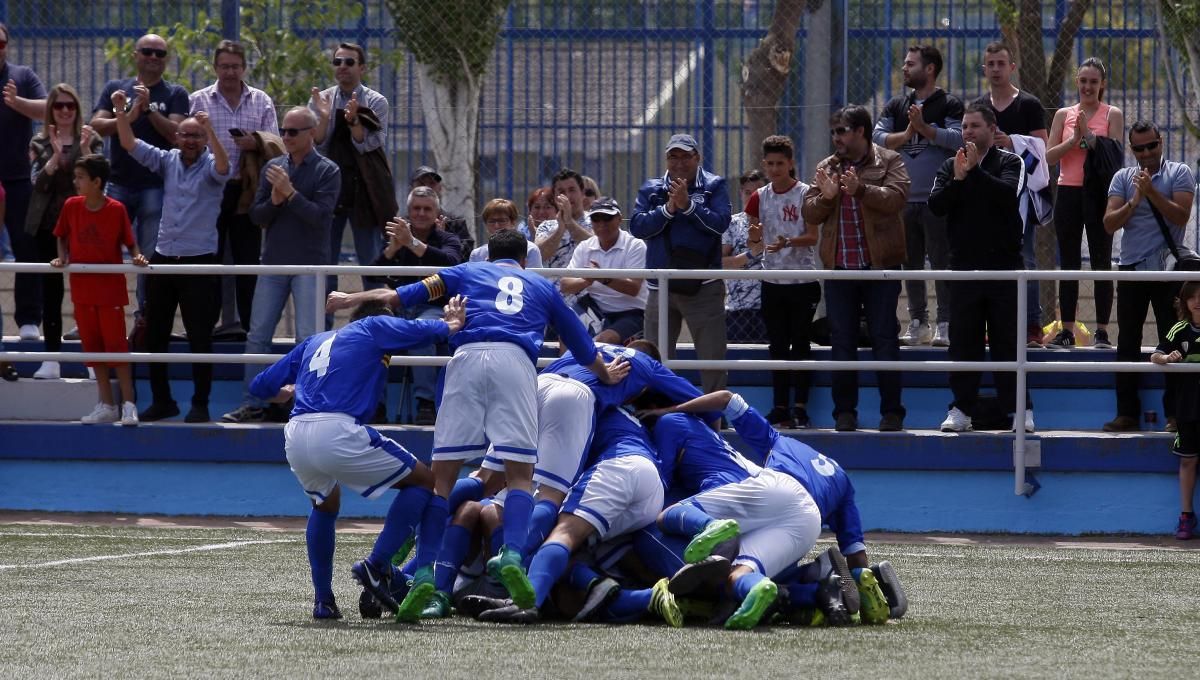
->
[221,0,240,40]
[0,1,7,23]
[699,0,716,163]
[833,0,848,108]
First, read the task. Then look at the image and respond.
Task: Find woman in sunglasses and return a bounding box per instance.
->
[25,83,103,380]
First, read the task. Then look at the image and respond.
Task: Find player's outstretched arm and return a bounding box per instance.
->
[588,355,630,385]
[637,389,733,419]
[267,384,295,404]
[442,294,468,335]
[326,288,399,313]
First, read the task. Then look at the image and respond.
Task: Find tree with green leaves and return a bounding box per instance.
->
[1155,0,1200,140]
[385,0,510,239]
[103,0,369,111]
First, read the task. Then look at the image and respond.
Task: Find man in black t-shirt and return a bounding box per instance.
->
[975,41,1048,348]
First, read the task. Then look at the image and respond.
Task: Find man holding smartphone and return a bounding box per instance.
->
[190,40,280,334]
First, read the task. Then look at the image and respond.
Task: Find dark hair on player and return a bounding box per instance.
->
[488,228,528,263]
[626,338,662,362]
[351,300,395,321]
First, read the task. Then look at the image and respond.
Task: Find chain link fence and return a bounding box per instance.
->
[3,0,1199,339]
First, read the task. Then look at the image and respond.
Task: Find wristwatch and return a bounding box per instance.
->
[411,238,425,250]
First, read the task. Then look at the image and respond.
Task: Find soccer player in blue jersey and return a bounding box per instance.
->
[248,296,466,620]
[326,229,629,621]
[467,406,671,624]
[644,389,900,625]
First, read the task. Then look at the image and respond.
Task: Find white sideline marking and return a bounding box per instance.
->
[0,539,294,570]
[0,531,238,540]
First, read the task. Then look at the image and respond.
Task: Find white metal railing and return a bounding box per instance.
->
[4,261,1200,497]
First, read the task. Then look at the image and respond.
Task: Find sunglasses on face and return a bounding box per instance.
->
[138,47,168,58]
[52,101,78,112]
[280,126,314,137]
[1130,140,1161,153]
[331,57,358,67]
[830,127,852,136]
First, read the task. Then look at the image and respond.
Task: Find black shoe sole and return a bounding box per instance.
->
[668,556,732,596]
[872,561,907,619]
[825,547,860,615]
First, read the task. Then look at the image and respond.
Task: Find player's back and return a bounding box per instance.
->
[588,407,662,477]
[652,413,760,496]
[766,439,853,520]
[544,343,703,411]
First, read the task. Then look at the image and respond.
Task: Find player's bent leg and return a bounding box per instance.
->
[725,565,778,631]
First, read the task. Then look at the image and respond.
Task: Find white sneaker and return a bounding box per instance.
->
[81,403,119,424]
[87,367,96,380]
[1023,409,1035,433]
[120,401,139,427]
[931,321,950,347]
[19,324,40,341]
[940,407,972,432]
[33,361,60,380]
[899,319,932,346]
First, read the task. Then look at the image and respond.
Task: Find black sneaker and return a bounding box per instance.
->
[457,594,512,619]
[834,412,857,432]
[766,406,795,429]
[415,398,436,426]
[1047,328,1075,350]
[312,597,343,620]
[791,406,811,429]
[184,404,210,423]
[138,401,180,422]
[814,573,852,626]
[265,402,291,423]
[350,559,399,615]
[220,404,265,423]
[668,555,732,596]
[871,560,908,619]
[1092,328,1113,349]
[820,546,860,615]
[879,412,904,432]
[478,602,539,624]
[358,589,383,619]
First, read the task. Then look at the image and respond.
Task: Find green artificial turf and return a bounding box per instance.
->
[2,523,1199,678]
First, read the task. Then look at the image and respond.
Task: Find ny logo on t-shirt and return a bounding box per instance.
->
[781,204,799,222]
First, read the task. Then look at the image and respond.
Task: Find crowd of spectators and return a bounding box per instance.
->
[1,27,1197,437]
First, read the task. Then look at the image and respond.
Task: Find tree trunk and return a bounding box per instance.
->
[414,62,483,239]
[741,0,808,156]
[1043,0,1093,111]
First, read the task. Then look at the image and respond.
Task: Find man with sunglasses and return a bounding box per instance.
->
[0,23,48,343]
[222,107,340,425]
[560,197,647,344]
[90,34,190,317]
[311,42,394,302]
[189,40,279,336]
[1101,121,1196,434]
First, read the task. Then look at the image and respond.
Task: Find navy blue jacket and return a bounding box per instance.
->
[630,167,732,282]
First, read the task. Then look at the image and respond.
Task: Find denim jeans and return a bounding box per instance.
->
[2,179,41,327]
[107,183,164,313]
[825,277,904,418]
[400,303,445,404]
[242,274,318,406]
[1022,217,1041,327]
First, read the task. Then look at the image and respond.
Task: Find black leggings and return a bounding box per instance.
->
[34,229,64,352]
[1055,185,1112,325]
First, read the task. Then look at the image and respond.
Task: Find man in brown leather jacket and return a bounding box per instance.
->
[802,104,910,432]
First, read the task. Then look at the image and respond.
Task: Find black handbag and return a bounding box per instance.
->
[663,227,710,296]
[1148,201,1200,271]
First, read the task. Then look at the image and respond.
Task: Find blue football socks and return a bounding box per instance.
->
[369,486,431,570]
[526,541,570,608]
[661,503,715,537]
[411,494,449,570]
[434,523,473,593]
[502,489,534,557]
[733,571,766,601]
[306,507,338,602]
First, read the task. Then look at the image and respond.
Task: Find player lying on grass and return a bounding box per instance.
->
[248,296,466,620]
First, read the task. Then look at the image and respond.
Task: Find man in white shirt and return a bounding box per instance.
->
[560,197,647,344]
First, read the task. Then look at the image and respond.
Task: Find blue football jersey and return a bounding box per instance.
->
[651,413,760,497]
[395,259,596,367]
[723,393,865,555]
[543,343,704,412]
[249,316,449,424]
[588,407,663,483]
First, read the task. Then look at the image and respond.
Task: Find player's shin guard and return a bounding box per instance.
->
[306,507,338,603]
[369,486,431,569]
[434,524,473,593]
[526,541,571,608]
[411,495,449,570]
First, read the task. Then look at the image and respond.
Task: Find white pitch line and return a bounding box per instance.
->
[0,539,295,570]
[0,531,243,540]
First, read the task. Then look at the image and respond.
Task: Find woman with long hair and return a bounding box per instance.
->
[1045,57,1124,349]
[25,83,103,379]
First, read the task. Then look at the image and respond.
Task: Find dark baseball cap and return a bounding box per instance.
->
[665,134,698,153]
[410,165,442,184]
[588,196,622,218]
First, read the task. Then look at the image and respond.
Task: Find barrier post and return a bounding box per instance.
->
[657,272,669,363]
[1014,270,1030,496]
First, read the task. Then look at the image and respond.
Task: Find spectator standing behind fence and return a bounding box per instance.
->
[470,198,541,266]
[0,23,48,343]
[189,40,279,335]
[722,169,767,344]
[536,168,594,269]
[221,108,340,425]
[1045,57,1124,350]
[929,103,1033,434]
[26,85,103,381]
[560,197,647,344]
[312,42,396,297]
[631,133,732,394]
[1151,282,1200,540]
[803,105,910,433]
[875,45,963,348]
[113,93,230,423]
[1101,121,1196,434]
[90,34,190,318]
[366,186,463,425]
[410,165,475,252]
[0,180,15,381]
[976,41,1050,348]
[745,135,821,429]
[50,154,148,425]
[519,187,556,241]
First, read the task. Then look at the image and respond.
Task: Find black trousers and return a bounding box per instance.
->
[1055,185,1113,325]
[1115,277,1179,419]
[3,179,41,327]
[760,281,821,407]
[145,252,221,406]
[948,279,1031,415]
[33,228,64,352]
[216,182,261,331]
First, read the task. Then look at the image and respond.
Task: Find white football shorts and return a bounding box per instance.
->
[284,413,418,502]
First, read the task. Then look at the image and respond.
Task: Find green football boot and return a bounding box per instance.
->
[725,578,778,630]
[683,519,740,564]
[420,590,452,618]
[395,565,435,623]
[649,578,684,628]
[856,568,890,625]
[486,546,536,610]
